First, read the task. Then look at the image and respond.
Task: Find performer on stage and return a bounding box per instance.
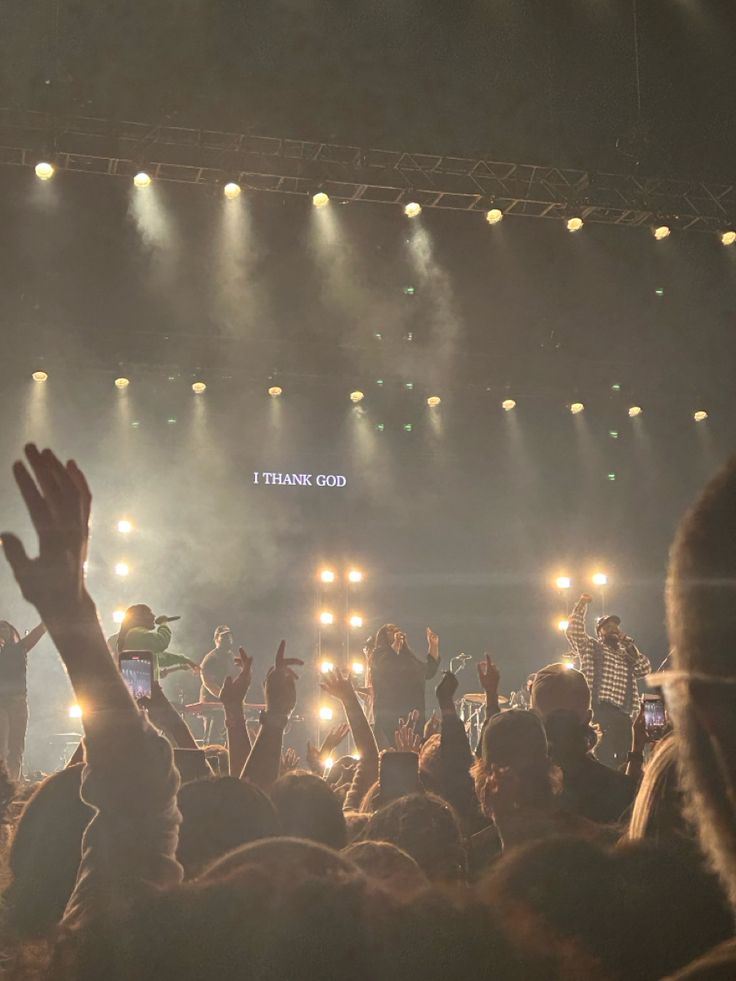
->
[115,604,200,680]
[0,620,46,779]
[566,593,651,768]
[199,625,237,743]
[371,624,440,748]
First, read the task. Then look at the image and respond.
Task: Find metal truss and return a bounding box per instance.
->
[1,107,735,232]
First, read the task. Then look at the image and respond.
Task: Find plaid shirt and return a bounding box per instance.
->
[565,599,651,715]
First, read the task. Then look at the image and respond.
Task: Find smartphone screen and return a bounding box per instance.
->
[643,695,667,738]
[379,751,420,802]
[119,651,154,702]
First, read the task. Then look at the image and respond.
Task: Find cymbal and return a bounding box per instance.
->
[462,693,509,706]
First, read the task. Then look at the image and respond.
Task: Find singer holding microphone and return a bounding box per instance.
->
[566,594,651,768]
[371,624,440,748]
[115,604,201,680]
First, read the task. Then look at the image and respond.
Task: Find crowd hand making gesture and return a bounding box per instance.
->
[395,709,422,752]
[219,647,254,715]
[264,641,303,720]
[436,670,459,713]
[478,655,500,700]
[306,723,350,774]
[427,627,440,659]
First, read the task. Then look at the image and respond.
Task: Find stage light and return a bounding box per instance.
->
[223,182,241,199]
[557,619,569,632]
[566,217,584,232]
[561,658,575,671]
[609,430,619,439]
[351,661,365,675]
[607,473,617,481]
[114,377,130,390]
[324,756,334,770]
[347,570,363,583]
[35,161,54,181]
[192,382,207,394]
[349,615,364,629]
[69,704,83,719]
[319,611,335,626]
[350,391,365,403]
[721,231,736,246]
[115,562,129,577]
[556,576,572,590]
[268,386,283,398]
[628,405,643,418]
[592,573,608,587]
[351,753,361,761]
[117,519,133,534]
[312,191,330,208]
[611,383,621,392]
[319,705,334,721]
[427,396,441,407]
[404,202,422,218]
[31,370,48,382]
[375,423,385,432]
[113,609,125,624]
[320,569,336,584]
[403,423,413,432]
[502,399,516,411]
[570,402,584,415]
[133,171,152,188]
[320,660,335,674]
[653,225,671,240]
[694,410,708,422]
[485,208,503,225]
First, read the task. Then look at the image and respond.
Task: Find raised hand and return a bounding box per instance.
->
[319,667,354,702]
[423,710,440,740]
[477,654,500,695]
[580,593,593,605]
[435,670,459,712]
[264,640,303,718]
[395,710,422,752]
[1,445,92,620]
[219,647,253,710]
[427,627,440,654]
[320,722,350,759]
[281,747,300,773]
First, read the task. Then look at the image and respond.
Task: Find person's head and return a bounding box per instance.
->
[176,776,279,878]
[375,624,403,650]
[666,456,736,908]
[0,620,20,647]
[213,626,232,650]
[269,770,347,849]
[531,663,591,724]
[3,764,93,938]
[473,709,560,818]
[122,604,155,632]
[596,614,622,644]
[360,793,466,883]
[343,841,428,897]
[418,733,442,789]
[628,732,689,843]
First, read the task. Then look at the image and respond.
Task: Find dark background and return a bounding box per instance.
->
[1,0,735,767]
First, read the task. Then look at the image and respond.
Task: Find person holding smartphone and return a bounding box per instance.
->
[115,604,200,681]
[0,619,46,779]
[371,624,440,749]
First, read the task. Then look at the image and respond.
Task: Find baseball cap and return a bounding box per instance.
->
[481,709,549,768]
[531,663,591,722]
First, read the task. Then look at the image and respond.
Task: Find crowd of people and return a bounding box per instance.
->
[0,443,735,979]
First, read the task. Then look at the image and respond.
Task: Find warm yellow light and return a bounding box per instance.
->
[223,182,242,199]
[115,562,129,578]
[556,576,572,590]
[501,399,516,411]
[312,192,330,208]
[324,756,335,769]
[113,609,125,624]
[349,615,364,629]
[347,570,363,584]
[35,161,55,181]
[592,573,608,587]
[485,208,503,225]
[557,619,570,632]
[320,569,336,584]
[350,391,365,403]
[562,660,575,671]
[268,386,283,398]
[404,202,422,218]
[319,611,335,626]
[68,704,83,719]
[117,519,133,534]
[320,660,335,674]
[653,225,671,240]
[319,705,334,721]
[570,402,585,415]
[114,377,130,390]
[721,231,736,246]
[427,396,442,407]
[192,382,207,394]
[694,410,708,422]
[628,405,643,418]
[566,217,584,232]
[133,171,152,188]
[32,370,48,382]
[351,661,365,675]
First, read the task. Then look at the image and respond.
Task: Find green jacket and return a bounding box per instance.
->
[121,624,189,679]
